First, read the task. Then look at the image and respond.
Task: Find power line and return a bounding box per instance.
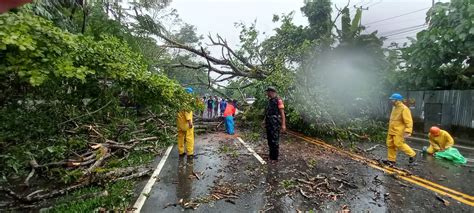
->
[382,26,427,37]
[385,35,417,41]
[367,17,425,28]
[379,24,426,35]
[353,0,366,7]
[363,7,430,25]
[383,27,427,37]
[361,0,374,7]
[366,0,383,8]
[384,37,416,43]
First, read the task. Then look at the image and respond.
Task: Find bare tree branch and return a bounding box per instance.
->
[134,14,267,80]
[213,75,236,83]
[195,78,231,99]
[332,1,350,37]
[169,63,235,76]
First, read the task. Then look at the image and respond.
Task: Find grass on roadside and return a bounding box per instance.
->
[48,180,134,212]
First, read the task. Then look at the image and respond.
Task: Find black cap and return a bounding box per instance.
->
[265,86,277,92]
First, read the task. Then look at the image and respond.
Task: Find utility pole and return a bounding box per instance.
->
[432,0,435,7]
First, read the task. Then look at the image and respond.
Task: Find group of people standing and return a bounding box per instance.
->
[202,96,238,135]
[203,96,229,118]
[177,87,286,164]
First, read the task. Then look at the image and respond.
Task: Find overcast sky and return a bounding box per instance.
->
[170,0,446,47]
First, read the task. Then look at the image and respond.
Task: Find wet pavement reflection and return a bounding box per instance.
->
[176,156,194,204]
[264,164,286,213]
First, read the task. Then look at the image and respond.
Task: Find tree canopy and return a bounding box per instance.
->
[394,0,474,89]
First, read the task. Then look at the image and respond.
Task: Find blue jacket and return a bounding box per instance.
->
[220,101,227,111]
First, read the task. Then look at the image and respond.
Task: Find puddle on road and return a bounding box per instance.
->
[175,156,195,204]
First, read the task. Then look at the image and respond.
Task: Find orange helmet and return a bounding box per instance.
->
[430,126,441,136]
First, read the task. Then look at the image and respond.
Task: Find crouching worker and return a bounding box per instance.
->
[223,100,236,135]
[177,87,195,157]
[426,126,454,154]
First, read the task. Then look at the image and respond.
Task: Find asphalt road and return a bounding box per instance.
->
[138,131,474,212]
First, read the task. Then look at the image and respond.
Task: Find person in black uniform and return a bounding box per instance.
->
[263,86,286,163]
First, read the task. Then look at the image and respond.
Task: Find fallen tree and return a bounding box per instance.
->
[0,11,196,211]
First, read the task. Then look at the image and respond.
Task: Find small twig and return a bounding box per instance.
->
[59,101,112,126]
[83,147,110,176]
[216,121,224,130]
[86,125,104,139]
[71,151,82,158]
[435,194,450,206]
[365,144,380,152]
[25,190,44,200]
[260,207,274,212]
[330,177,358,189]
[126,136,159,144]
[24,168,35,187]
[68,152,96,162]
[192,171,200,180]
[314,178,330,189]
[130,129,146,135]
[68,157,96,167]
[299,188,313,199]
[0,187,23,201]
[114,168,152,181]
[296,178,314,186]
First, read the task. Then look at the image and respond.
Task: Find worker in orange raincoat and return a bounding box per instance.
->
[384,93,416,165]
[177,87,195,157]
[427,126,454,154]
[223,100,236,135]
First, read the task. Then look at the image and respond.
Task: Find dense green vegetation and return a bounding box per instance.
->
[394,0,474,89]
[0,2,197,211]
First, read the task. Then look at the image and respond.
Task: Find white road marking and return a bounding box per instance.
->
[236,137,266,165]
[133,145,173,212]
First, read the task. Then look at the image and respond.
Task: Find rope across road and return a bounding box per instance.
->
[287,131,474,207]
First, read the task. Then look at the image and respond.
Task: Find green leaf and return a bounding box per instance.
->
[351,8,362,33]
[46,146,55,153]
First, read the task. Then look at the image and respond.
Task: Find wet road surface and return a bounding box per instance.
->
[350,137,474,194]
[140,131,474,212]
[141,133,266,212]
